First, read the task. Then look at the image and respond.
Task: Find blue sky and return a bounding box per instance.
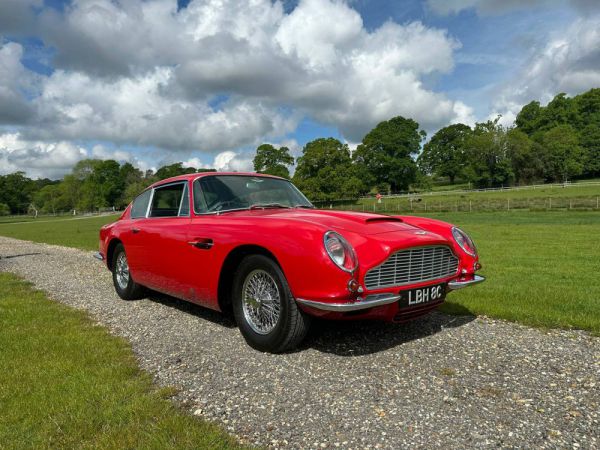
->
[0,0,599,178]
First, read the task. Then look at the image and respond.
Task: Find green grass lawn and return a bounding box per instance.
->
[350,181,600,213]
[0,214,118,250]
[420,211,600,334]
[0,273,246,449]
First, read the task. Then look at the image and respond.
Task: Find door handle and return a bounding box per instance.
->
[131,227,141,234]
[188,238,213,250]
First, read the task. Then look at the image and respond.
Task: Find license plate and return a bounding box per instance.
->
[398,283,446,308]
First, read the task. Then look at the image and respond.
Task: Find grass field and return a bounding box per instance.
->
[0,211,598,334]
[348,181,600,213]
[429,211,600,334]
[0,214,118,250]
[0,273,245,449]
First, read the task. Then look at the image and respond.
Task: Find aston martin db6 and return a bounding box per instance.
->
[97,173,484,352]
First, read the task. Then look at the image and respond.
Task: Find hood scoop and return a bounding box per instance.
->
[364,217,403,224]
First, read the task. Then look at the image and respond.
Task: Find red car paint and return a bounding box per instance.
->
[98,172,482,322]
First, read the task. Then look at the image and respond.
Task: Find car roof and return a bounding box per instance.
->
[149,172,285,189]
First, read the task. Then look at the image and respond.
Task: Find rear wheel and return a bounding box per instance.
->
[112,243,145,300]
[232,255,311,353]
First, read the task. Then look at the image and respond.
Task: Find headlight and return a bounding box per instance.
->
[452,227,477,257]
[323,231,358,273]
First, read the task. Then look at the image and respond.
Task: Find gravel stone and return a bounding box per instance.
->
[1,236,599,449]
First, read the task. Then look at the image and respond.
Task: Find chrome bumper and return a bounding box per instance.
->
[296,293,401,312]
[93,252,104,261]
[447,274,485,290]
[296,274,485,312]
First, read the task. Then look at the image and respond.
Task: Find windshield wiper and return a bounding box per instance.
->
[293,204,315,209]
[249,203,291,210]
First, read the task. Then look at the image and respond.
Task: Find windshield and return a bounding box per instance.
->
[193,175,314,213]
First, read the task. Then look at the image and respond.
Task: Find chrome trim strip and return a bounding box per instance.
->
[296,293,401,312]
[447,274,485,290]
[93,252,104,261]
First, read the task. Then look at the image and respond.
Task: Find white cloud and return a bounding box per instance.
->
[491,16,600,123]
[0,132,87,179]
[0,133,158,179]
[212,151,254,172]
[0,42,38,123]
[1,0,476,177]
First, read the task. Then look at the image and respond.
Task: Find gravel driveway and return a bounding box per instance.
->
[1,236,598,449]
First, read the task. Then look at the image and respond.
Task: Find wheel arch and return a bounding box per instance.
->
[106,238,123,270]
[217,244,282,314]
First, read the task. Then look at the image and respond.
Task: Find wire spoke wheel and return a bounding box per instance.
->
[242,269,281,335]
[115,252,130,290]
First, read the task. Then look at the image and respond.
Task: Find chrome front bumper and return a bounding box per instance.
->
[447,274,485,290]
[296,274,485,312]
[296,293,401,312]
[93,252,104,261]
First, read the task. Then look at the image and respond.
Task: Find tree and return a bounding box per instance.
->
[155,163,197,180]
[353,116,425,192]
[293,138,367,201]
[0,203,9,216]
[515,101,543,135]
[253,144,294,178]
[0,172,36,214]
[505,129,542,184]
[463,118,514,188]
[540,125,584,182]
[418,123,471,183]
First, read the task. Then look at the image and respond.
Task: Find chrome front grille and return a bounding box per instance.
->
[364,246,459,290]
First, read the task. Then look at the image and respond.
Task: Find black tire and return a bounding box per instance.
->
[111,243,145,300]
[232,255,311,353]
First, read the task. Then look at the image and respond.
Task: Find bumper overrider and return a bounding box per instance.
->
[296,274,485,312]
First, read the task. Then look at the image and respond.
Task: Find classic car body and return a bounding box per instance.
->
[97,172,484,352]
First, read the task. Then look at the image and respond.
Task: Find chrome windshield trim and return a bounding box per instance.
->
[296,293,401,312]
[447,274,485,290]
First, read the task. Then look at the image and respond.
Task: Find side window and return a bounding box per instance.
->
[149,183,185,218]
[178,183,190,217]
[131,189,152,219]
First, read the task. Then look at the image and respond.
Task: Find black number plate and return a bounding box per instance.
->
[398,283,446,308]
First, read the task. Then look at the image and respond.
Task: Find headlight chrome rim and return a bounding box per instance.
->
[323,230,358,273]
[452,227,477,257]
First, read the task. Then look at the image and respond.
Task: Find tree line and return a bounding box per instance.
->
[0,88,598,214]
[256,88,600,201]
[0,161,215,215]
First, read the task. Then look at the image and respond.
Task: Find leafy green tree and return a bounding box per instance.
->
[353,116,425,192]
[505,129,542,184]
[515,101,543,135]
[0,172,36,214]
[0,203,10,216]
[540,125,584,182]
[418,123,471,183]
[293,138,367,201]
[463,118,514,188]
[155,163,197,180]
[253,144,294,178]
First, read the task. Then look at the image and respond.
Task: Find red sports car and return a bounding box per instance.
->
[96,172,484,352]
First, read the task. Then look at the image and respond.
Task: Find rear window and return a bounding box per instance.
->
[130,189,151,219]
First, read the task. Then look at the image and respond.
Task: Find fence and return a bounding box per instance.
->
[314,196,600,213]
[359,180,600,201]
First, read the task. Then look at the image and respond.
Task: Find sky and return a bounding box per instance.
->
[0,0,599,179]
